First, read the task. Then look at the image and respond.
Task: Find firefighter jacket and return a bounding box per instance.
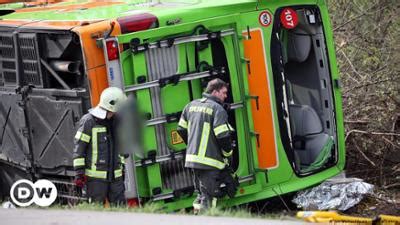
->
[178,93,234,170]
[73,113,124,180]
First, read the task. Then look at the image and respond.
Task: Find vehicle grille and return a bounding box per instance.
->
[18,33,42,87]
[0,30,43,87]
[0,32,17,86]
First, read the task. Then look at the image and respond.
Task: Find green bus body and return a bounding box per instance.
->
[115,0,345,211]
[0,0,345,211]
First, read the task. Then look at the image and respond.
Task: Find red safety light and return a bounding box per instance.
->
[117,13,159,34]
[106,40,119,61]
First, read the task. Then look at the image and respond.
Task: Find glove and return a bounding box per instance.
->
[74,174,87,188]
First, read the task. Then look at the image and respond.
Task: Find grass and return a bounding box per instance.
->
[49,201,293,221]
[2,197,292,220]
[201,207,294,221]
[53,202,165,214]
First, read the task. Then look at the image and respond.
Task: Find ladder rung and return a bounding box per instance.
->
[152,174,254,201]
[230,102,244,110]
[146,117,167,126]
[131,29,235,53]
[135,151,185,167]
[125,67,224,93]
[145,101,244,126]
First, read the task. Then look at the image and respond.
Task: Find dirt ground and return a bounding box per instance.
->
[345,189,400,217]
[247,187,400,218]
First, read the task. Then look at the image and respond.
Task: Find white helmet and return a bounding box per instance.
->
[89,87,127,119]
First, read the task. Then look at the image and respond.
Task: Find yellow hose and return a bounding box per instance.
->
[375,215,400,225]
[297,211,373,224]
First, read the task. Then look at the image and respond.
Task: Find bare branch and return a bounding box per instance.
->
[340,50,364,80]
[345,129,400,141]
[352,140,377,167]
[343,77,399,94]
[333,3,389,31]
[382,137,400,150]
[344,120,368,124]
[383,183,400,189]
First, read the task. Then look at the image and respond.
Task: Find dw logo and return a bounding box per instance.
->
[10,179,58,207]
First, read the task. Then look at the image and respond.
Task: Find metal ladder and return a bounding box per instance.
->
[124,26,245,195]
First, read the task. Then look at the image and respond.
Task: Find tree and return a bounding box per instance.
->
[327,0,400,188]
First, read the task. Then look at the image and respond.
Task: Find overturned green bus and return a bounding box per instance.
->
[0,0,345,210]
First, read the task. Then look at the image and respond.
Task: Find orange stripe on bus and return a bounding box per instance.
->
[16,1,123,13]
[0,19,100,30]
[73,20,121,106]
[243,29,278,169]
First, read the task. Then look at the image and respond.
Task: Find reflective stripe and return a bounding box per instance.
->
[187,122,226,169]
[189,106,213,115]
[178,118,188,129]
[211,197,217,208]
[73,158,85,167]
[223,157,229,165]
[114,169,123,178]
[74,131,91,143]
[85,169,107,179]
[222,149,233,157]
[193,203,202,210]
[198,122,210,157]
[91,127,107,172]
[186,154,225,169]
[214,124,230,136]
[228,123,235,131]
[119,155,125,164]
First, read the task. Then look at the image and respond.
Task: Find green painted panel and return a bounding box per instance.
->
[161,44,191,151]
[221,35,252,178]
[130,51,163,196]
[1,1,256,22]
[116,0,345,210]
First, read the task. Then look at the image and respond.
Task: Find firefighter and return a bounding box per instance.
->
[73,87,128,205]
[177,78,235,212]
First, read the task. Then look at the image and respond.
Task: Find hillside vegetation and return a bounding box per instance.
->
[328,0,399,190]
[327,0,400,215]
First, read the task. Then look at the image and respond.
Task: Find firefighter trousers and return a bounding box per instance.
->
[86,178,125,206]
[192,169,221,210]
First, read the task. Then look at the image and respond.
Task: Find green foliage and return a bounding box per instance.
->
[54,202,164,213]
[50,202,286,220]
[201,207,292,220]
